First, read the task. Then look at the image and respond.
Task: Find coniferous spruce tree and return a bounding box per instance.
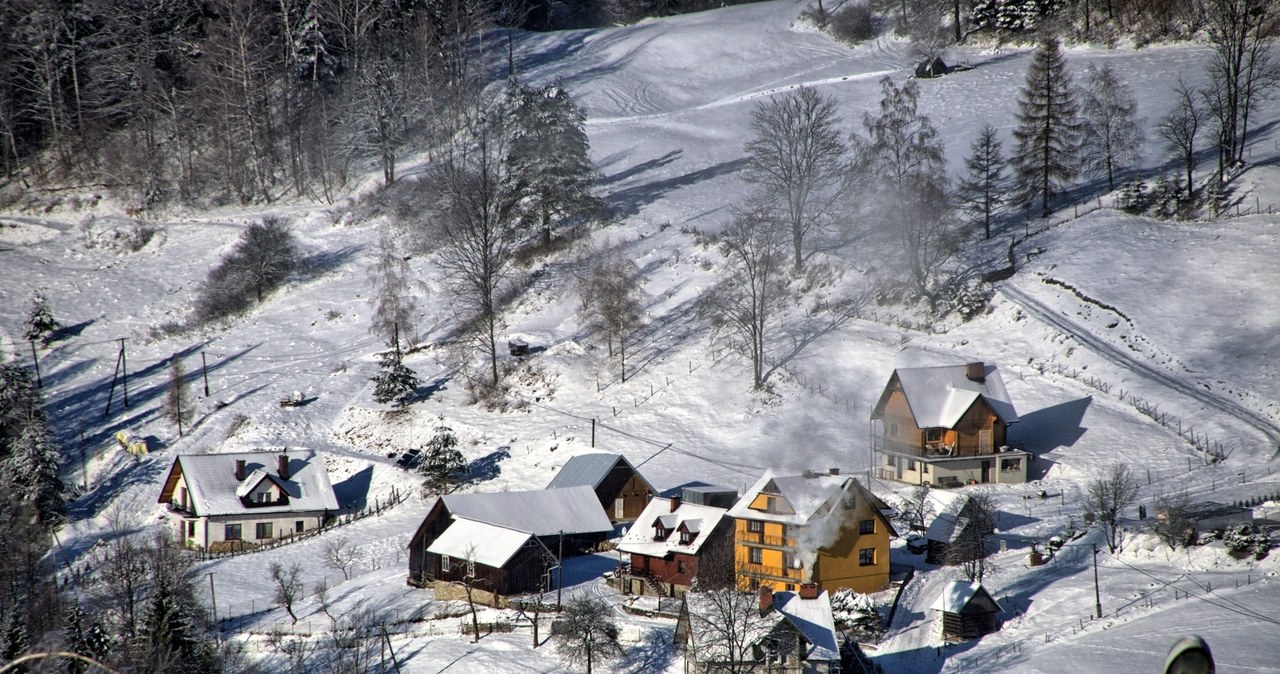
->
[22,292,62,345]
[370,335,419,406]
[0,365,64,527]
[957,125,1008,240]
[1012,35,1083,218]
[165,356,194,437]
[504,81,604,247]
[420,415,465,494]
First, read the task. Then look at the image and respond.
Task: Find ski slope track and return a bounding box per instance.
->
[1000,284,1280,453]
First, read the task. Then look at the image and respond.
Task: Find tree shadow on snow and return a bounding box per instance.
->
[333,465,374,510]
[465,446,511,485]
[620,627,677,674]
[606,158,750,219]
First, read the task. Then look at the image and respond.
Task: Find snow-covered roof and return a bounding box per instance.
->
[426,519,534,568]
[925,513,970,544]
[616,497,729,557]
[875,364,1019,428]
[930,580,1003,613]
[442,485,613,537]
[727,470,855,525]
[161,450,339,517]
[927,489,971,517]
[774,591,841,662]
[545,452,652,493]
[684,590,840,664]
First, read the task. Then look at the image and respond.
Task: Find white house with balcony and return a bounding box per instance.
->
[157,450,339,550]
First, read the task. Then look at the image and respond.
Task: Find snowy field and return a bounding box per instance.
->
[3,1,1280,672]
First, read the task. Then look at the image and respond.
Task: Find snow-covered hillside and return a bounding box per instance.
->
[2,1,1279,672]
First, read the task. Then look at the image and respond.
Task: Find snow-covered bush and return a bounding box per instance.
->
[972,0,1064,33]
[830,588,883,636]
[1223,523,1272,560]
[937,278,994,322]
[830,3,877,43]
[1116,179,1147,214]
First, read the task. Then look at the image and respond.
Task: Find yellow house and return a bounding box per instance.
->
[727,470,896,595]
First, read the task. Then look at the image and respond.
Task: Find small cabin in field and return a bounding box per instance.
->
[931,580,1002,641]
[870,362,1029,486]
[545,452,656,523]
[157,450,339,551]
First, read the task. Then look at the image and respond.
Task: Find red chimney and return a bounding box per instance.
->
[670,495,682,512]
[759,586,774,615]
[234,459,246,481]
[278,454,290,480]
[966,362,986,382]
[799,583,820,600]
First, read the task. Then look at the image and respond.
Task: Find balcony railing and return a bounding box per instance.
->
[167,501,195,516]
[738,531,794,548]
[738,562,803,582]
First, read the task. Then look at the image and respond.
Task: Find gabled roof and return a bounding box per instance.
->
[925,513,970,544]
[158,450,339,516]
[545,452,655,493]
[774,591,841,662]
[727,471,897,538]
[872,363,1019,428]
[930,580,1003,614]
[684,590,840,664]
[426,519,534,568]
[442,485,613,537]
[616,497,729,557]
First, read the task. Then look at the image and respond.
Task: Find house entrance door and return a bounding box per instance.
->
[981,460,992,483]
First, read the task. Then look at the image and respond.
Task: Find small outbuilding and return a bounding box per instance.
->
[546,452,656,523]
[930,580,1002,641]
[914,56,949,78]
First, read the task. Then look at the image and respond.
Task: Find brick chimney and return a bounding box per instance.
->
[669,495,682,512]
[758,586,774,615]
[234,459,246,481]
[277,454,290,480]
[966,362,986,382]
[799,583,820,600]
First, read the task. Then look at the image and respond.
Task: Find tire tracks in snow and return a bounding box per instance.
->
[1000,284,1280,452]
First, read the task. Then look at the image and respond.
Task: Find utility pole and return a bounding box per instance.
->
[1092,544,1103,619]
[119,338,129,408]
[591,418,596,448]
[79,423,88,491]
[104,347,123,417]
[28,340,41,388]
[208,572,218,625]
[201,351,210,397]
[557,530,565,609]
[380,623,402,673]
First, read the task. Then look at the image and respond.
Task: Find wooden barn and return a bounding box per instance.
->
[407,485,613,597]
[930,580,1002,641]
[545,452,656,523]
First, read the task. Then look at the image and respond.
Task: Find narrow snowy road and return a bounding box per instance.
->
[1000,284,1280,451]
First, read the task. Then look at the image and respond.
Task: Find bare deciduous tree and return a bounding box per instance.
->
[703,205,788,390]
[367,226,421,348]
[577,241,648,383]
[1156,77,1203,198]
[431,124,524,389]
[1153,490,1195,550]
[1201,0,1279,172]
[743,86,846,271]
[1080,64,1144,192]
[271,561,305,624]
[946,492,997,582]
[554,596,624,674]
[1083,463,1140,553]
[680,587,777,674]
[898,484,935,533]
[324,536,357,580]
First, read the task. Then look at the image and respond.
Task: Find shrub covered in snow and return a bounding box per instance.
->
[830,588,883,636]
[1223,523,1272,560]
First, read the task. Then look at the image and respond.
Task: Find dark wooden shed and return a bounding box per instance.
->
[931,580,1002,641]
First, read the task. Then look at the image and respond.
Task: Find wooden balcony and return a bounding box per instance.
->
[737,530,794,548]
[738,562,803,583]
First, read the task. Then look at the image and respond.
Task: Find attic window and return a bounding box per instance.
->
[926,429,944,442]
[679,530,692,545]
[654,524,670,542]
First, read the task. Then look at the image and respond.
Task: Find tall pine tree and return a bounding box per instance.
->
[165,356,194,437]
[0,365,63,526]
[957,125,1008,240]
[1012,36,1083,218]
[503,82,604,247]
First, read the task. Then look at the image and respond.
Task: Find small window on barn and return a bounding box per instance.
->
[441,555,451,573]
[859,548,875,566]
[296,520,305,533]
[1001,458,1022,472]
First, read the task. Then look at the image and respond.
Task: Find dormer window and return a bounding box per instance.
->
[654,524,670,541]
[679,530,692,545]
[253,491,270,504]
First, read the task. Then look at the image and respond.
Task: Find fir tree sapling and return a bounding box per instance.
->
[957,125,1007,240]
[23,291,62,345]
[420,416,465,495]
[370,336,419,406]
